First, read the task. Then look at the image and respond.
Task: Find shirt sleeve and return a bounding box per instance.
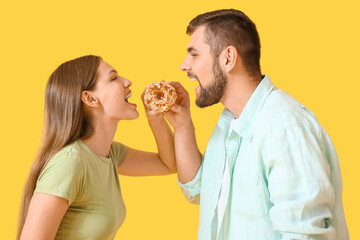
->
[110,141,128,167]
[267,124,336,239]
[34,151,84,206]
[177,158,204,205]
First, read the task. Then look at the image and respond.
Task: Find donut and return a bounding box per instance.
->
[144,82,177,112]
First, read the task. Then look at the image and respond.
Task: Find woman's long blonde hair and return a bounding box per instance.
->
[17,55,102,239]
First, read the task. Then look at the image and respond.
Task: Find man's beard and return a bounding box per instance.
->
[195,59,228,108]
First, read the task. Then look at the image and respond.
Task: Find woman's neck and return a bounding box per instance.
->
[82,118,118,158]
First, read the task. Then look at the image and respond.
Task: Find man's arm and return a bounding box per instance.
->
[267,124,338,239]
[164,82,202,183]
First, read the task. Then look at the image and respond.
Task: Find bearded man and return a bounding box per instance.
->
[164,9,349,240]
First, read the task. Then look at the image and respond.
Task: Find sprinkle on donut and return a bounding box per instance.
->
[144,82,177,112]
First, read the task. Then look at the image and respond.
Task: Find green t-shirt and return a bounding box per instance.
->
[35,139,128,240]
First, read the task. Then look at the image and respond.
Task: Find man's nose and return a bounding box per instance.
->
[180,59,190,72]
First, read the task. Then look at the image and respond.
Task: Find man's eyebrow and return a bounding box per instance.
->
[187,47,198,53]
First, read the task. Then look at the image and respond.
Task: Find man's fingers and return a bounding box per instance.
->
[168,82,187,93]
[170,104,182,113]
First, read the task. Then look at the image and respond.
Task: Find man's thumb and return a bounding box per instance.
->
[171,104,181,113]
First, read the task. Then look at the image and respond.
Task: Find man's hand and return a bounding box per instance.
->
[164,82,192,129]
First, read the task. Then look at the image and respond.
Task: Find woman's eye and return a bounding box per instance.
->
[191,54,198,57]
[112,76,118,81]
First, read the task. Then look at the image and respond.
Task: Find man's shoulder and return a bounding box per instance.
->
[258,88,318,131]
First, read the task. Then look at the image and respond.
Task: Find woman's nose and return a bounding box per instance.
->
[124,79,132,88]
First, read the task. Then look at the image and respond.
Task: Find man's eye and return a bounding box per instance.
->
[191,53,198,57]
[112,76,118,81]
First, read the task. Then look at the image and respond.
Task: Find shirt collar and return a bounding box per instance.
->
[218,75,275,140]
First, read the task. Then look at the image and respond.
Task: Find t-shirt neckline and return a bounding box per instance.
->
[77,139,112,164]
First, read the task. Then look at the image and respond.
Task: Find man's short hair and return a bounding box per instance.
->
[187,9,261,77]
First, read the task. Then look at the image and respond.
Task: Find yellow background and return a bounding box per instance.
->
[1,0,359,239]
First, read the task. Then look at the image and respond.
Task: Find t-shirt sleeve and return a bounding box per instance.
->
[110,141,128,167]
[34,151,84,206]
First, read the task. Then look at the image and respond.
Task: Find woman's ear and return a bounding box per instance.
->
[81,91,99,107]
[223,46,238,73]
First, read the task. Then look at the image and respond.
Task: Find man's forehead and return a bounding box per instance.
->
[187,26,207,49]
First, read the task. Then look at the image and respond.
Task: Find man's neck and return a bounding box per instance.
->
[221,74,262,119]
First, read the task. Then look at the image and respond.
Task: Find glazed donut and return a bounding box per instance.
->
[144,82,177,112]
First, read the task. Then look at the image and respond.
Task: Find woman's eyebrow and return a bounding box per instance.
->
[108,69,118,76]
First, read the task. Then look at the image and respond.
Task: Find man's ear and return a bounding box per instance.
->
[222,46,238,73]
[81,91,99,107]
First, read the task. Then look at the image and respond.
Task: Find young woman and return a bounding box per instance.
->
[17,55,176,240]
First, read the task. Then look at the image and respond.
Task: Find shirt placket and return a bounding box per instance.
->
[216,133,241,239]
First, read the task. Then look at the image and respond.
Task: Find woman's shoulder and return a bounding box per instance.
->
[36,140,85,204]
[110,141,128,166]
[110,141,126,149]
[48,140,84,169]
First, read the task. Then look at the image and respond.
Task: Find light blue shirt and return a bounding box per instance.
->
[179,75,349,240]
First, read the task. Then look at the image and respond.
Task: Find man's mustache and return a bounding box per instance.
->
[188,72,199,80]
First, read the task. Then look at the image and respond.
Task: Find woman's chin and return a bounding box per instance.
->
[132,112,140,119]
[127,111,140,120]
